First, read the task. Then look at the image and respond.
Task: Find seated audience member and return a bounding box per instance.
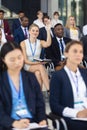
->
[0,28,7,51]
[45,23,71,70]
[38,15,54,40]
[50,40,87,130]
[0,9,13,41]
[0,42,48,130]
[20,23,51,91]
[14,16,29,45]
[33,10,44,28]
[38,15,53,58]
[51,11,63,28]
[64,16,81,40]
[12,10,25,34]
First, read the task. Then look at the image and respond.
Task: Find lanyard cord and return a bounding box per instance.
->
[29,39,37,58]
[7,72,22,100]
[68,69,79,96]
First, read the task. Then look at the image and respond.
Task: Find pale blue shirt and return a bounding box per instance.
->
[8,72,32,120]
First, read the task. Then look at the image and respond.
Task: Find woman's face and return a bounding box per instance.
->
[3,49,24,72]
[69,17,75,26]
[29,26,39,38]
[65,44,83,66]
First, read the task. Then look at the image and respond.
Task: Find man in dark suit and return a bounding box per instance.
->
[0,10,13,41]
[38,15,54,41]
[46,23,71,69]
[38,15,54,58]
[12,11,25,34]
[14,16,29,44]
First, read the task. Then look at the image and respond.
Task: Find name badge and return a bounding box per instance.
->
[74,97,84,110]
[16,108,28,117]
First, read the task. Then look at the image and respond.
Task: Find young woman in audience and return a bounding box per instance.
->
[51,11,63,28]
[64,16,81,40]
[50,40,87,130]
[20,23,51,91]
[0,42,48,130]
[33,10,44,28]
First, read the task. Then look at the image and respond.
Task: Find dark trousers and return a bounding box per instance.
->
[64,118,87,130]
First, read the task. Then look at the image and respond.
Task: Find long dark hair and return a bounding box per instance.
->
[0,42,22,72]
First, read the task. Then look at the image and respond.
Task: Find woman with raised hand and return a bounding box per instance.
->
[0,42,48,130]
[50,40,87,130]
[20,23,51,92]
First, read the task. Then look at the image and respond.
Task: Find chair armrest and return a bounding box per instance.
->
[46,112,68,130]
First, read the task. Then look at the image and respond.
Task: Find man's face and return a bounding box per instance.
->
[54,25,64,38]
[0,12,4,19]
[22,17,29,27]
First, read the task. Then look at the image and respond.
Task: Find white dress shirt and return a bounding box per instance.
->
[56,37,65,60]
[21,26,29,38]
[33,19,44,28]
[83,25,87,36]
[63,66,87,118]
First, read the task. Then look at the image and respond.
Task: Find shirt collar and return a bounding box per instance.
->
[64,66,80,77]
[56,37,63,42]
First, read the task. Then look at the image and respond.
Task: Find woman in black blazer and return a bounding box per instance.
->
[50,40,87,130]
[0,42,48,130]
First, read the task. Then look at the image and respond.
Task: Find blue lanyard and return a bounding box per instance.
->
[29,39,37,58]
[7,72,22,100]
[69,69,79,96]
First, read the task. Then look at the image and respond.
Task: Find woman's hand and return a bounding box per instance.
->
[39,120,47,126]
[76,109,87,118]
[12,119,30,129]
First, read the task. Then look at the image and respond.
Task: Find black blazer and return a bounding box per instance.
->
[14,26,27,44]
[50,68,87,130]
[38,27,54,41]
[46,37,71,67]
[38,27,54,59]
[0,70,46,130]
[12,18,21,34]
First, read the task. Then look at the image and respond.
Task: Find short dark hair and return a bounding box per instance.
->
[53,11,59,16]
[54,23,63,28]
[0,10,4,14]
[18,10,25,14]
[21,16,28,21]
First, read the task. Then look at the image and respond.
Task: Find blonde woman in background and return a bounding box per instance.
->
[64,16,81,40]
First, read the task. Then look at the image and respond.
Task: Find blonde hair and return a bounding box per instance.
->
[65,16,77,29]
[29,23,39,31]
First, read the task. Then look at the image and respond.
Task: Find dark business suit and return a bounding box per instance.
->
[50,68,87,130]
[38,27,54,59]
[0,70,47,130]
[14,26,27,44]
[12,18,21,34]
[38,27,54,41]
[45,37,71,67]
